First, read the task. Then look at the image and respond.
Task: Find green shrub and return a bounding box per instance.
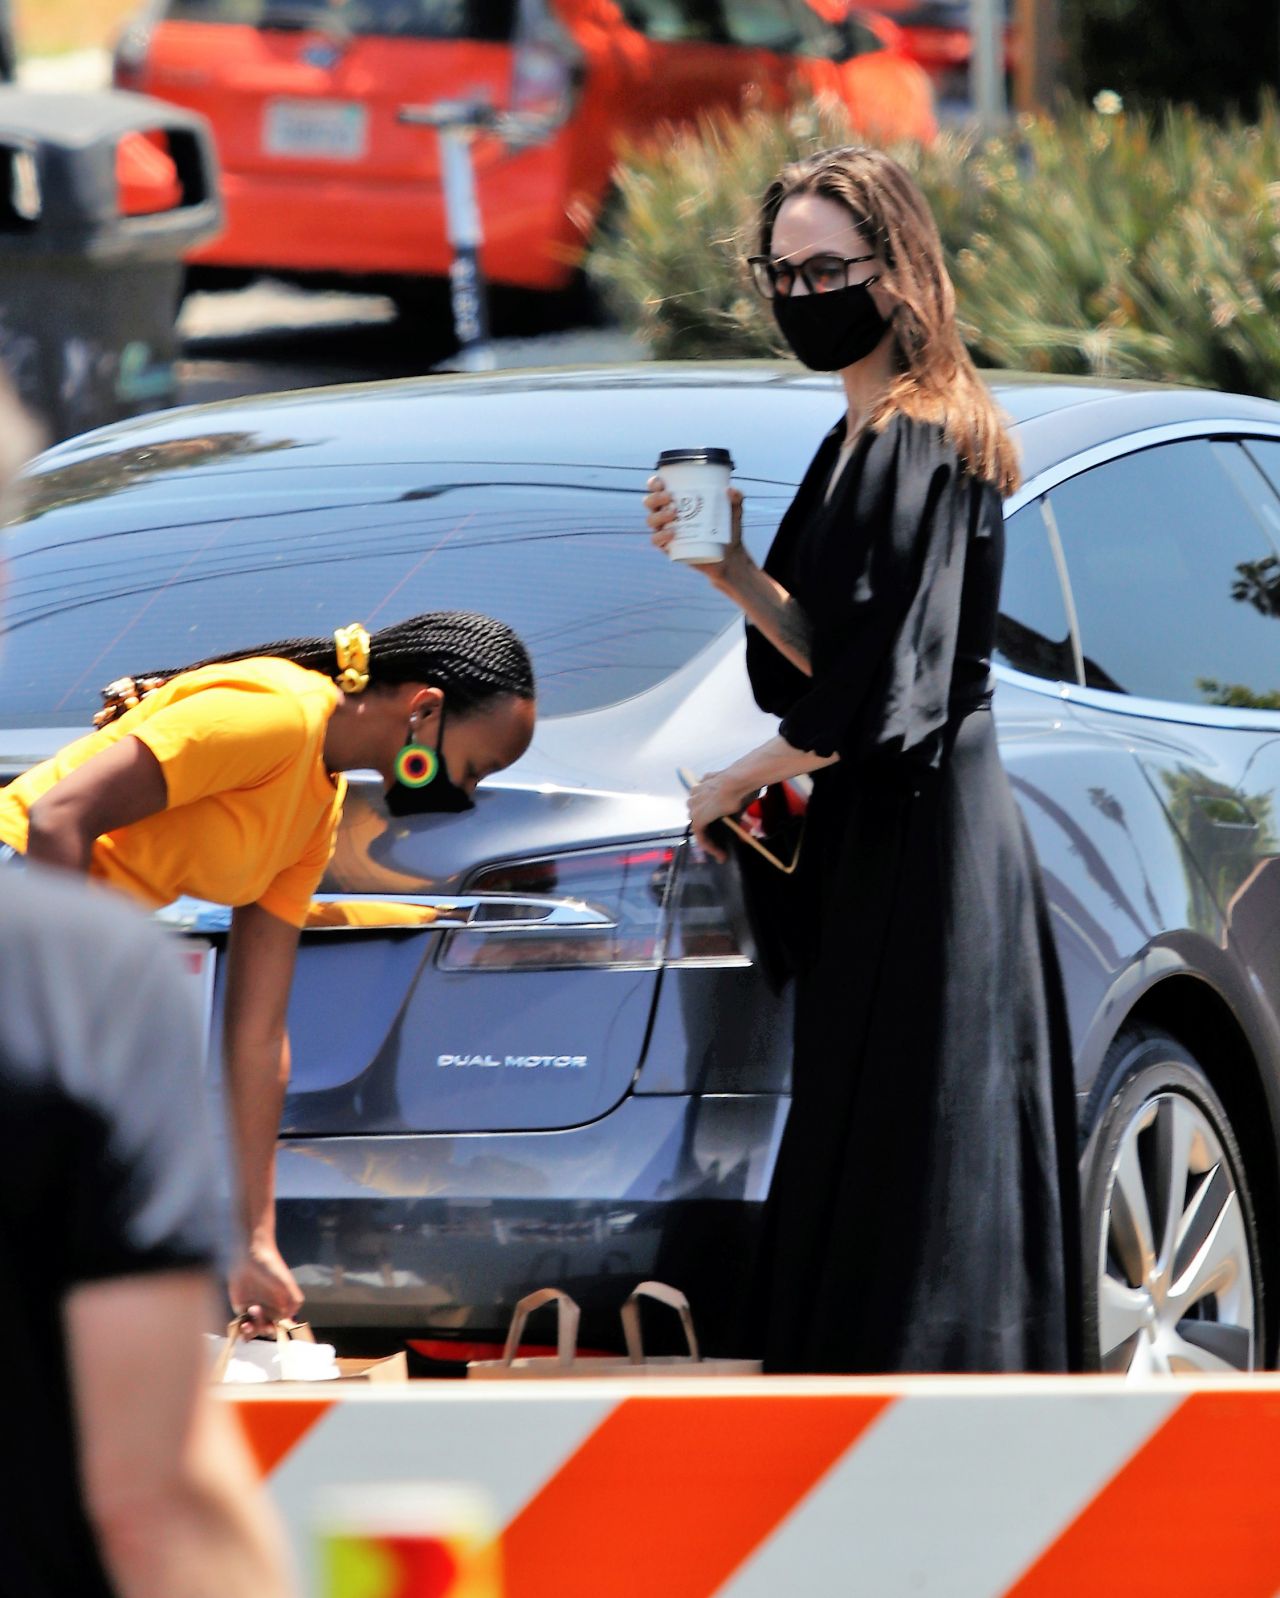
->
[588,96,1280,399]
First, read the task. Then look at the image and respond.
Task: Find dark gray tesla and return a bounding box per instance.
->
[3,364,1279,1374]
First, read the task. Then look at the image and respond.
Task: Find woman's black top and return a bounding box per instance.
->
[747,410,1002,773]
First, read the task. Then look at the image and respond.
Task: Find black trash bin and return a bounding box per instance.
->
[0,89,221,443]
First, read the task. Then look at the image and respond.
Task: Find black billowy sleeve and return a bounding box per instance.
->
[778,418,973,770]
[744,425,841,718]
[745,620,811,718]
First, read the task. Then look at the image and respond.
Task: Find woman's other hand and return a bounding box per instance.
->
[229,1241,303,1334]
[686,768,753,863]
[646,479,748,590]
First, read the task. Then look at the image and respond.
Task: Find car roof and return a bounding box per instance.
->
[25,362,1280,508]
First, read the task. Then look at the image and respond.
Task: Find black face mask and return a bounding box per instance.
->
[772,279,889,373]
[384,701,476,818]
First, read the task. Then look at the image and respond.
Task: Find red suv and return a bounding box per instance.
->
[114,0,935,310]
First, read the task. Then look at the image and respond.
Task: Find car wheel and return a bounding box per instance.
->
[1080,1027,1263,1375]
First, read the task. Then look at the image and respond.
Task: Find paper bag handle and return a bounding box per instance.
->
[500,1288,580,1368]
[620,1281,700,1364]
[211,1315,315,1381]
[273,1317,316,1345]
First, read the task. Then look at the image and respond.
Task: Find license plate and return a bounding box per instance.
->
[264,99,368,161]
[178,939,217,1071]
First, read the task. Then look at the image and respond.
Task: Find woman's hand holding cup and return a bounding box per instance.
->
[645,447,744,591]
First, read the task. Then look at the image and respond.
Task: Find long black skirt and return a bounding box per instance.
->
[756,705,1081,1373]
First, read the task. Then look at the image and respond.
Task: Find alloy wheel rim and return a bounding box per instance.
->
[1098,1088,1255,1375]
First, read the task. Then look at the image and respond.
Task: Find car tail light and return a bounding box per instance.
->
[117,131,182,217]
[438,842,678,972]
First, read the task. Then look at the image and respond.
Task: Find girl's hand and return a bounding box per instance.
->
[229,1241,303,1333]
[686,768,755,863]
[645,479,749,590]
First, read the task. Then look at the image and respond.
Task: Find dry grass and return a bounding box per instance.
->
[18,0,137,57]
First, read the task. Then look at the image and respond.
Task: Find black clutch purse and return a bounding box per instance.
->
[682,772,808,991]
[718,779,805,875]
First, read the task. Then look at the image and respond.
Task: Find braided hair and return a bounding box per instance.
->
[94,611,534,728]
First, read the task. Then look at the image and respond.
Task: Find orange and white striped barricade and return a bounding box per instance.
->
[224,1373,1280,1597]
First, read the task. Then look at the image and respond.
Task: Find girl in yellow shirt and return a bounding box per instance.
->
[0,610,535,1328]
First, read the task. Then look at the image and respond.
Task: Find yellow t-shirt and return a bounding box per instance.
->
[0,658,347,928]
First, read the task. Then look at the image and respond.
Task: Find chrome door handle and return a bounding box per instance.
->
[312,892,616,932]
[155,893,615,936]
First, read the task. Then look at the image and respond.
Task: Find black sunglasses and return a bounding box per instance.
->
[747,252,878,300]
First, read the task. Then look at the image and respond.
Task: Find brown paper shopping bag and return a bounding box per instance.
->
[467,1281,760,1379]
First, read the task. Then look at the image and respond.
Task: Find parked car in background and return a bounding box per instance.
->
[863,0,1012,108]
[111,0,934,323]
[5,365,1279,1377]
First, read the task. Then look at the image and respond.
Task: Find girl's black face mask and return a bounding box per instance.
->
[385,703,476,817]
[772,279,890,373]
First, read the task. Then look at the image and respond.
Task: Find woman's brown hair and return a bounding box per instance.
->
[758,146,1020,495]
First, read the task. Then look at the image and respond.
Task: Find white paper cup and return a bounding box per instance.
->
[656,447,735,564]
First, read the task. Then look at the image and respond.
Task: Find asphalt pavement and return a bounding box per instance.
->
[176,280,646,410]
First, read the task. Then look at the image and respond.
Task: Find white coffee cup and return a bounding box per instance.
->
[656,447,735,564]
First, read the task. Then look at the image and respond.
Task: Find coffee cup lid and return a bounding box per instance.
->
[656,447,734,469]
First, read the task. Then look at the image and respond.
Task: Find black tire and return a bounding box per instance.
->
[1080,1026,1264,1374]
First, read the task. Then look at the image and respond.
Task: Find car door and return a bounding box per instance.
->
[1042,435,1280,1033]
[989,497,1204,1067]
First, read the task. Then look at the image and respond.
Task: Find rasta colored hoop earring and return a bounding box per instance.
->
[394,741,439,789]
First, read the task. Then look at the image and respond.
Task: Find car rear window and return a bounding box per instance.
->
[0,450,785,730]
[163,0,518,42]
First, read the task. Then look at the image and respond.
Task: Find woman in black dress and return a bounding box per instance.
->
[646,146,1080,1373]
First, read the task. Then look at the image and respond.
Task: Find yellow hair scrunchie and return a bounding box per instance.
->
[333,623,371,694]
